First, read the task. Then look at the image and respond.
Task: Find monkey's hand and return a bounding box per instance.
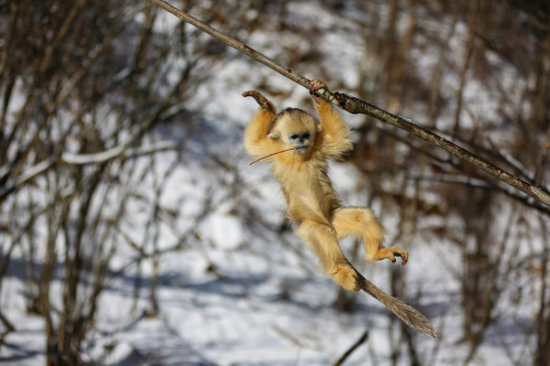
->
[242,90,274,112]
[309,79,328,104]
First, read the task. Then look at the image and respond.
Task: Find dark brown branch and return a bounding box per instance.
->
[333,329,369,366]
[148,0,550,208]
[327,93,550,207]
[407,174,550,216]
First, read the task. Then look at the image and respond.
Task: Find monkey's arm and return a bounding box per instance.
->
[243,91,278,158]
[313,97,353,159]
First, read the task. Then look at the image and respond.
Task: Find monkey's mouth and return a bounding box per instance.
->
[295,145,309,153]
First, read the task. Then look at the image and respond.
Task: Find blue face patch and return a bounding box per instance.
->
[290,132,312,153]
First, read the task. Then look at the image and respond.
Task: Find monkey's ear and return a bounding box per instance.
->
[268,131,280,139]
[317,123,323,133]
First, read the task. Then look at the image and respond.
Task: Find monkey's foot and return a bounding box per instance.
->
[242,90,273,112]
[373,246,409,266]
[330,264,361,292]
[309,79,327,103]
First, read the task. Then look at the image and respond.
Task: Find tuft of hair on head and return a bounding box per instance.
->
[274,108,319,133]
[274,107,309,119]
[272,108,313,128]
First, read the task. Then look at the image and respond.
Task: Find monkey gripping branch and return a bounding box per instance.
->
[147,0,550,338]
[148,0,550,210]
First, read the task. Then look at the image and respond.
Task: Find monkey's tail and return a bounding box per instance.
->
[357,273,439,338]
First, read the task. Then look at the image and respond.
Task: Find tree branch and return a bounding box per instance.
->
[0,141,178,202]
[148,0,550,208]
[0,158,56,201]
[333,330,369,366]
[407,174,550,216]
[61,140,178,165]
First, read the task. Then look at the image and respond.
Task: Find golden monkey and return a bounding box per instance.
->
[242,80,408,293]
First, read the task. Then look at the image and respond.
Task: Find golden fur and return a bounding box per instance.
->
[243,83,408,292]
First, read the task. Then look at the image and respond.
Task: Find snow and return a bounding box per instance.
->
[0,1,543,365]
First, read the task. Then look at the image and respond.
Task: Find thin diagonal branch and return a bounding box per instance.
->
[407,174,550,216]
[148,0,550,208]
[333,330,369,366]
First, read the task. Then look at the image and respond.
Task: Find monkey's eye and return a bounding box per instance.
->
[302,133,310,139]
[290,134,298,140]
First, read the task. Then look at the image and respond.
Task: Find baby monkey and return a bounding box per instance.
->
[243,80,408,292]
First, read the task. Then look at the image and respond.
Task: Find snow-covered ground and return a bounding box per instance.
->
[1,1,543,365]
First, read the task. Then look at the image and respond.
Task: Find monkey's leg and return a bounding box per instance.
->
[332,207,409,265]
[295,220,360,292]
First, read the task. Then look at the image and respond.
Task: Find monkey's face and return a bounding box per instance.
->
[288,130,312,153]
[269,110,319,156]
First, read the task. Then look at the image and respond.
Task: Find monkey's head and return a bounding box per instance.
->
[268,108,321,157]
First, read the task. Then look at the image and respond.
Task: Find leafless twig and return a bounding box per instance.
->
[333,330,369,366]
